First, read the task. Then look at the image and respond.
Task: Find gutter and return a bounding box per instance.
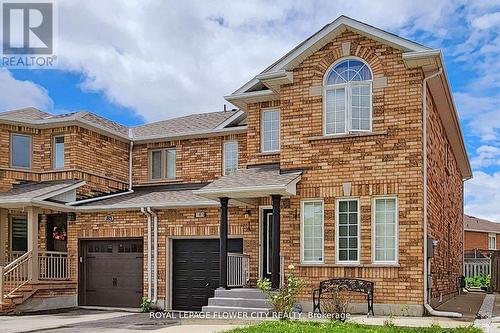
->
[422,68,461,318]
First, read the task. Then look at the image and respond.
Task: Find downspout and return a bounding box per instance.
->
[128,140,134,191]
[153,209,158,304]
[141,207,152,301]
[422,68,461,318]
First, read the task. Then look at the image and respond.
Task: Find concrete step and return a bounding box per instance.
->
[214,288,268,300]
[201,305,273,314]
[208,297,271,308]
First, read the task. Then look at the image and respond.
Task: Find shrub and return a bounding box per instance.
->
[320,287,351,321]
[140,297,152,313]
[257,264,307,319]
[465,274,490,288]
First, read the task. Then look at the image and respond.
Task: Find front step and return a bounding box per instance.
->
[202,288,273,314]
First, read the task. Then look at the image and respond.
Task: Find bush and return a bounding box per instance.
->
[257,264,307,318]
[321,288,351,321]
[465,274,490,288]
[140,297,152,313]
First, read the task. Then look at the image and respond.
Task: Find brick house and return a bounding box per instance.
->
[0,16,471,315]
[464,215,500,252]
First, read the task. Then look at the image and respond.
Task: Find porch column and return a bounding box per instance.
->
[27,207,39,283]
[0,209,6,266]
[219,197,229,289]
[271,195,281,289]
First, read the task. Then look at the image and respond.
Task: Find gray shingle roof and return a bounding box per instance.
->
[465,215,500,233]
[0,108,246,141]
[76,184,218,210]
[0,180,83,203]
[130,110,240,140]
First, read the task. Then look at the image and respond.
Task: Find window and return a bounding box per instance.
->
[261,109,280,152]
[223,141,238,175]
[336,198,360,263]
[11,134,32,169]
[10,216,27,252]
[150,148,176,180]
[324,58,372,135]
[489,234,497,250]
[53,136,65,169]
[373,197,398,263]
[301,200,324,263]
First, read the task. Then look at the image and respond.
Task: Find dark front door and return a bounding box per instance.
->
[47,214,67,252]
[80,239,144,307]
[262,209,273,280]
[172,238,242,311]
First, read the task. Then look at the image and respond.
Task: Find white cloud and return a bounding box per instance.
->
[471,145,500,168]
[465,171,500,221]
[0,69,52,111]
[455,92,500,142]
[51,0,467,122]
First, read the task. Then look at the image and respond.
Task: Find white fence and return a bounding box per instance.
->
[464,258,490,278]
[38,251,70,280]
[227,253,249,287]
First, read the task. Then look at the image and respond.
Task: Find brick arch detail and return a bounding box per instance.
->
[316,43,385,81]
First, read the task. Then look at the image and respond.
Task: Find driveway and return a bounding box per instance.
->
[0,309,242,333]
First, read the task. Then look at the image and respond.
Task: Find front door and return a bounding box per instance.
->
[46,214,68,252]
[262,209,273,280]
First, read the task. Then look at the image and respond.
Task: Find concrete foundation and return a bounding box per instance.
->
[16,295,77,313]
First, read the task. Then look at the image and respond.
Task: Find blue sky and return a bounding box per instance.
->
[0,1,499,220]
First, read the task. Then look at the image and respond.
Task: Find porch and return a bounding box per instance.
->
[0,180,83,311]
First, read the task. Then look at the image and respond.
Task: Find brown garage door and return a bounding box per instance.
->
[79,239,143,307]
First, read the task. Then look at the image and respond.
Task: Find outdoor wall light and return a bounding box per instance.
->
[244,210,251,219]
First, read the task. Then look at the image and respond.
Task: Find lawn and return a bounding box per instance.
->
[223,321,481,333]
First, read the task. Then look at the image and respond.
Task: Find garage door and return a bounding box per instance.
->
[80,239,143,307]
[172,238,242,311]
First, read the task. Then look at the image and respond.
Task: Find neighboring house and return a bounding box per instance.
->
[0,16,472,316]
[464,215,500,252]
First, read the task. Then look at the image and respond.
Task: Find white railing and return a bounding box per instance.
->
[1,251,32,301]
[464,258,491,278]
[8,251,26,264]
[38,251,70,280]
[280,254,284,287]
[227,253,250,287]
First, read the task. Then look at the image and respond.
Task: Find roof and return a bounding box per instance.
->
[194,165,302,199]
[0,180,85,205]
[465,215,500,233]
[0,108,247,142]
[230,15,431,95]
[76,183,219,211]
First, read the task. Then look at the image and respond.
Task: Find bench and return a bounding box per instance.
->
[312,278,374,316]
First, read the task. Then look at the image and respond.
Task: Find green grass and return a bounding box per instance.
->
[223,321,481,333]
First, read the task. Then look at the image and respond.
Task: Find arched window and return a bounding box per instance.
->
[323,58,372,135]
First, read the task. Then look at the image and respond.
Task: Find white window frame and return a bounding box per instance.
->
[53,135,65,170]
[260,108,280,153]
[223,140,238,175]
[335,198,361,265]
[10,133,32,169]
[149,148,177,181]
[372,196,399,265]
[300,199,324,264]
[489,233,497,250]
[323,57,373,136]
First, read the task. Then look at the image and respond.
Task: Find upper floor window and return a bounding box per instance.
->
[324,58,372,135]
[261,108,280,153]
[150,148,176,180]
[53,136,65,169]
[489,233,497,250]
[223,141,238,175]
[11,134,32,169]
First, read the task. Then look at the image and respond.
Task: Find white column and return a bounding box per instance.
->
[27,207,39,283]
[0,208,6,266]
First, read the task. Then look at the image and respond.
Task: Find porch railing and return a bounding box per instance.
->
[280,254,284,287]
[464,258,491,278]
[38,251,71,280]
[1,251,32,301]
[227,253,250,287]
[8,251,26,264]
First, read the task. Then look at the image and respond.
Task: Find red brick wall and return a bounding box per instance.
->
[426,88,464,305]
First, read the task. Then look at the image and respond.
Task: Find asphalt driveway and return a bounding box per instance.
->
[0,309,241,333]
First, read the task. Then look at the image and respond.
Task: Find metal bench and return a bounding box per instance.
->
[312,278,374,316]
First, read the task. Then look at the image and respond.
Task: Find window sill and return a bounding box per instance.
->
[145,178,183,184]
[256,151,280,156]
[307,131,387,142]
[297,263,400,268]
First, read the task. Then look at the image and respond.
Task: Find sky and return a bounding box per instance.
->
[0,0,499,220]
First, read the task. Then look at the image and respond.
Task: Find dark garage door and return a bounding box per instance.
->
[172,238,242,311]
[80,239,143,307]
